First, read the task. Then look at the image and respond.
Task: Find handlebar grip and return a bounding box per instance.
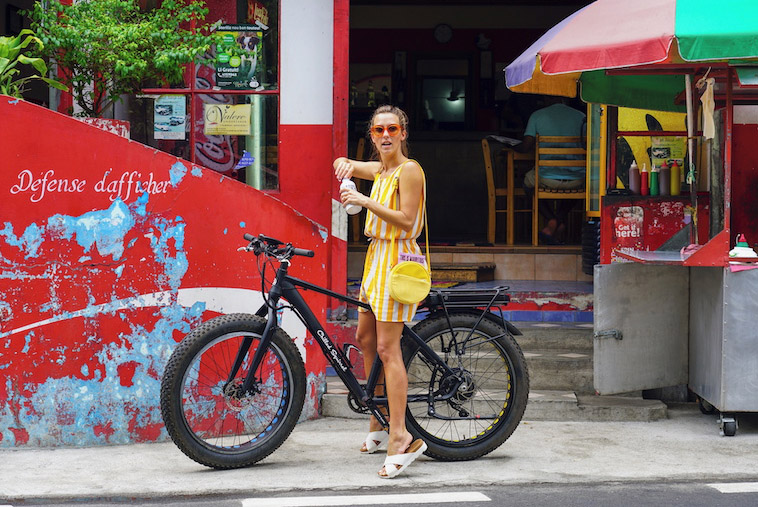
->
[243,233,255,241]
[293,248,315,258]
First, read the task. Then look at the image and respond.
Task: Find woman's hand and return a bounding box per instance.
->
[334,158,354,181]
[340,184,365,208]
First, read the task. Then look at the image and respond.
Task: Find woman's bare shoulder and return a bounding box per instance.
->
[400,160,424,180]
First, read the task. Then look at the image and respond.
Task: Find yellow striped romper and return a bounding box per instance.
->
[359,160,426,322]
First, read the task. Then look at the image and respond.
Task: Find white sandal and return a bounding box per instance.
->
[361,430,389,454]
[378,439,427,479]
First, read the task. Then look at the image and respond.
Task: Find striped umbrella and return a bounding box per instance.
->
[506,0,758,111]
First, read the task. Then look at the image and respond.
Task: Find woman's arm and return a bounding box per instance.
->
[343,161,423,232]
[333,157,381,181]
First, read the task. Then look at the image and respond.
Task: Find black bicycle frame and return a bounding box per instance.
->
[231,260,459,429]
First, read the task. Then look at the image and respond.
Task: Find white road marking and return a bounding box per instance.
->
[708,482,758,493]
[241,491,490,506]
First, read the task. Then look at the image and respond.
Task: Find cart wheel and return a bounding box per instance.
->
[698,398,716,415]
[719,415,738,437]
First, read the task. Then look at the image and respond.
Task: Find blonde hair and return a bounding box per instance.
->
[367,105,410,158]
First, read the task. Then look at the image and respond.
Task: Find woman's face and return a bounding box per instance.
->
[371,112,406,157]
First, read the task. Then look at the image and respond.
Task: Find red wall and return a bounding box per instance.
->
[731,125,758,243]
[0,96,329,447]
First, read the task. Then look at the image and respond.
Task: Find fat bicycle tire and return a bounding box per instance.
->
[404,312,529,461]
[160,313,306,469]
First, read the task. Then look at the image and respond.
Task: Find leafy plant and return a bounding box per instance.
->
[29,0,220,117]
[0,29,67,98]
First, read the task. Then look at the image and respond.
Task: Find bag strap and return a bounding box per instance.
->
[389,161,430,271]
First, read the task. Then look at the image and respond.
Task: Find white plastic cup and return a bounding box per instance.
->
[340,179,362,215]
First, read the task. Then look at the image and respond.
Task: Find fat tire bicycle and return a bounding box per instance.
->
[160,234,529,469]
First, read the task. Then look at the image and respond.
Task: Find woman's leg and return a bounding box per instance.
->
[375,320,413,464]
[355,311,385,444]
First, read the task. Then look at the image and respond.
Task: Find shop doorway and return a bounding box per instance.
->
[346,1,592,247]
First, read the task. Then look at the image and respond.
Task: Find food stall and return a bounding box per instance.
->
[505,0,758,435]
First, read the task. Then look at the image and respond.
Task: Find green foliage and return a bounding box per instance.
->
[0,29,67,98]
[29,0,220,117]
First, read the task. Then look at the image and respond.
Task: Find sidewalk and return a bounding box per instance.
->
[2,404,757,503]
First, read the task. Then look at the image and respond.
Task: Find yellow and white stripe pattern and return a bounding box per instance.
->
[360,161,426,322]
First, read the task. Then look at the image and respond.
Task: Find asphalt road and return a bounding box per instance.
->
[9,481,758,507]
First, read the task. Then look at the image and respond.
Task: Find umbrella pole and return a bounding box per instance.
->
[685,74,698,244]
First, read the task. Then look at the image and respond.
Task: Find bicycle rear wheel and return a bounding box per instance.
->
[404,312,529,461]
[160,313,305,469]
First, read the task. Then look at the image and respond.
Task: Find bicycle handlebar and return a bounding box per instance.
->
[242,233,315,259]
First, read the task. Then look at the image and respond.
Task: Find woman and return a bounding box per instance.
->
[333,105,427,479]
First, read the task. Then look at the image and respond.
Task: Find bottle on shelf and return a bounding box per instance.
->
[339,179,362,215]
[628,160,641,194]
[650,165,660,196]
[670,161,681,196]
[640,164,649,196]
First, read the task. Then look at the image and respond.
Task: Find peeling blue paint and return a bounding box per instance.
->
[223,228,228,235]
[0,301,206,447]
[169,161,187,187]
[0,222,44,258]
[191,166,203,177]
[240,221,246,228]
[47,199,135,261]
[135,192,149,217]
[150,218,188,291]
[114,265,125,278]
[21,332,33,354]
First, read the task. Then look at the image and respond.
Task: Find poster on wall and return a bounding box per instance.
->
[215,24,263,90]
[203,103,252,135]
[153,95,186,140]
[651,136,686,168]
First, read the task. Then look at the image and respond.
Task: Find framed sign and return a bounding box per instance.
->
[154,95,186,140]
[215,24,263,90]
[203,103,252,135]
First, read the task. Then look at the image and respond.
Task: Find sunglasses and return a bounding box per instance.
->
[370,124,403,137]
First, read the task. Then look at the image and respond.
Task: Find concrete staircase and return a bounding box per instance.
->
[321,323,667,422]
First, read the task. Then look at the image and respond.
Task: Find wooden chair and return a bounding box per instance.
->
[481,138,530,245]
[532,135,587,246]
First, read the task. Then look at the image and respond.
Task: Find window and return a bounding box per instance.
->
[131,0,280,190]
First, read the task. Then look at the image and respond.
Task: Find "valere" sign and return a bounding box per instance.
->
[203,104,252,135]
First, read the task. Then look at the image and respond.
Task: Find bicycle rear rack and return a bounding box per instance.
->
[424,286,510,310]
[421,285,521,337]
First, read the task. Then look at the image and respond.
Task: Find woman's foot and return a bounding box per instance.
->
[377,432,414,477]
[359,416,388,453]
[360,430,388,454]
[378,437,427,479]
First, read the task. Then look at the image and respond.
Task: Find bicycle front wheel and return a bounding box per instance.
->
[405,312,529,461]
[160,313,305,469]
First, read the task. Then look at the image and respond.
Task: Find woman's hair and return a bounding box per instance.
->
[367,104,410,158]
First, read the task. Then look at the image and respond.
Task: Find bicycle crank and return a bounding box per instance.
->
[346,391,371,415]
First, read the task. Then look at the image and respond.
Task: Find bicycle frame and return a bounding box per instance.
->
[230,259,459,429]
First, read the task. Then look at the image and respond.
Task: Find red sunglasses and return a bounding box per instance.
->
[370,124,403,137]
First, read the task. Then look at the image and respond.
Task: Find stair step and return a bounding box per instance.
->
[523,349,593,393]
[321,381,666,422]
[431,263,495,282]
[514,326,593,351]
